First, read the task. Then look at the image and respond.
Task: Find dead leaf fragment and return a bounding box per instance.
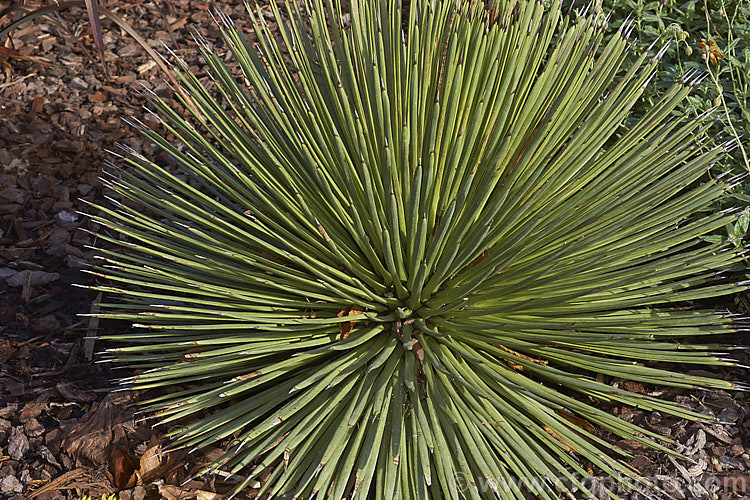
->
[158,484,219,500]
[554,409,597,435]
[109,445,138,489]
[542,425,576,452]
[138,442,171,482]
[0,46,53,65]
[196,491,224,500]
[63,392,134,467]
[494,344,548,371]
[337,305,364,340]
[412,338,424,363]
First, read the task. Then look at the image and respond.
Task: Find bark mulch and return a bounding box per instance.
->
[0,0,749,499]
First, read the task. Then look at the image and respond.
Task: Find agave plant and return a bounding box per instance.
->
[86,0,747,498]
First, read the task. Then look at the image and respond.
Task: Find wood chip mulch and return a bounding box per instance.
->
[0,1,749,499]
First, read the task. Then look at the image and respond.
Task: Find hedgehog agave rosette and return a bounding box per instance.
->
[85,0,748,498]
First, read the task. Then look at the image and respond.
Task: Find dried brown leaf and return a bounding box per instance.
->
[138,442,172,483]
[494,344,547,371]
[63,392,134,467]
[542,425,577,453]
[337,305,364,340]
[554,409,597,435]
[109,445,138,489]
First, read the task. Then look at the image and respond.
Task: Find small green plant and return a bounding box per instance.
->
[78,494,116,500]
[88,0,748,498]
[597,0,750,241]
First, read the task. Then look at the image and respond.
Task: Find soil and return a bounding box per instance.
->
[0,1,749,499]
